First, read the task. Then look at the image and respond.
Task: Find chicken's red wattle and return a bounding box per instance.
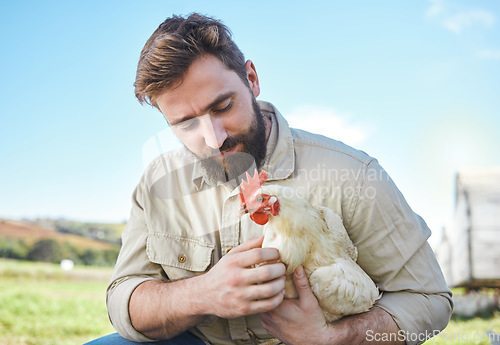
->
[250,213,269,225]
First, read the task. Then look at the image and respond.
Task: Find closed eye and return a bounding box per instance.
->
[172,96,232,132]
[176,117,199,132]
[212,99,232,115]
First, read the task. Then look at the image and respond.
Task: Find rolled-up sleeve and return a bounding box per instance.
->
[375,244,453,345]
[346,159,452,345]
[106,176,165,342]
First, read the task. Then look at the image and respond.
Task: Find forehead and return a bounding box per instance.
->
[156,55,246,121]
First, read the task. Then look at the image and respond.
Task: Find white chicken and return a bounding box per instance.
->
[239,170,379,322]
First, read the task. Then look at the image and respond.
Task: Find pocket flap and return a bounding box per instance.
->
[147,234,214,272]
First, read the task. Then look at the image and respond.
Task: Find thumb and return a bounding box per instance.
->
[293,266,315,302]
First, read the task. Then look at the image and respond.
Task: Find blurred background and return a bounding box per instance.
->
[1,1,499,344]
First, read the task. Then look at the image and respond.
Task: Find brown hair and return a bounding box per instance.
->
[134,13,247,109]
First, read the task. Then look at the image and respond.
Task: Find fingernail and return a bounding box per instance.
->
[295,266,304,278]
[282,289,286,295]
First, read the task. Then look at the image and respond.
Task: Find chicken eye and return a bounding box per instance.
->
[256,195,264,203]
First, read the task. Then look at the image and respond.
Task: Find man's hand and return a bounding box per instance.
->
[129,236,286,340]
[261,265,330,345]
[202,236,287,318]
[261,265,405,345]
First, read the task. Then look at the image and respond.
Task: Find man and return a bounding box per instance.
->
[92,13,452,345]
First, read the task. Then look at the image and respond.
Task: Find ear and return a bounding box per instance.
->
[245,60,260,98]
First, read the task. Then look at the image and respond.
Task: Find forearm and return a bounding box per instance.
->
[323,307,405,345]
[129,276,209,340]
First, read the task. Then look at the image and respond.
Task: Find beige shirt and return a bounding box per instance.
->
[107,101,452,345]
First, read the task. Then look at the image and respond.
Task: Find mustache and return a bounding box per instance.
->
[207,136,241,156]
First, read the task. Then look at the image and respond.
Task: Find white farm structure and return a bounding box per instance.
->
[437,167,500,288]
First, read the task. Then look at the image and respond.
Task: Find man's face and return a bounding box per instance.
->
[156,55,267,183]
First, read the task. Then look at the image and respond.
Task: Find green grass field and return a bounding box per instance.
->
[423,287,500,345]
[0,259,115,345]
[1,258,499,345]
[430,316,500,345]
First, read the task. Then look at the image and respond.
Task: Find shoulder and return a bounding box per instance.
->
[143,147,197,193]
[146,147,194,170]
[290,127,374,168]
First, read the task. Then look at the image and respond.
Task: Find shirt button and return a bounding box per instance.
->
[178,254,186,263]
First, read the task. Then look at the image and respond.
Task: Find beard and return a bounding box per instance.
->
[194,97,267,184]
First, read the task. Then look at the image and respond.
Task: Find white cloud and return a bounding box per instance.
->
[285,106,371,146]
[425,0,496,34]
[476,48,500,60]
[442,10,495,33]
[426,0,446,18]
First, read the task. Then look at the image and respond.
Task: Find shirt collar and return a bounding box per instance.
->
[258,101,295,182]
[192,161,205,190]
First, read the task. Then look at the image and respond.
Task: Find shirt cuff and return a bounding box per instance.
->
[107,276,157,342]
[375,291,453,345]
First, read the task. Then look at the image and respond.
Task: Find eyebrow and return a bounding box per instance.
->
[169,91,235,126]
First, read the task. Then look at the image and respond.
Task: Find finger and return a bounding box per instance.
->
[246,289,285,314]
[234,247,281,268]
[292,266,315,303]
[228,236,264,254]
[245,262,286,285]
[260,311,271,321]
[260,312,273,329]
[246,276,286,300]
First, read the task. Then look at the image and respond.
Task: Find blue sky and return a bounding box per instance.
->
[1,0,499,245]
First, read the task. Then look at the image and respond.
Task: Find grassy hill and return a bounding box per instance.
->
[0,218,123,266]
[0,219,117,250]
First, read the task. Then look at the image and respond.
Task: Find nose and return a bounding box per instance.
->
[200,115,227,150]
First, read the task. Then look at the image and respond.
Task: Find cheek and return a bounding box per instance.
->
[224,95,254,133]
[226,111,254,137]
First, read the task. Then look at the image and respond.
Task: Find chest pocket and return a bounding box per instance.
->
[146,233,215,280]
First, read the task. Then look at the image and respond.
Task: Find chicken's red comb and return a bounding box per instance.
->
[239,169,268,204]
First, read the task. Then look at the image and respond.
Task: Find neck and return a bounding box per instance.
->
[263,113,272,145]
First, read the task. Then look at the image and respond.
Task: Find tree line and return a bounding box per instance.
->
[0,238,120,266]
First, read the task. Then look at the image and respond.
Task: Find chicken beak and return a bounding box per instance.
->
[238,206,249,217]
